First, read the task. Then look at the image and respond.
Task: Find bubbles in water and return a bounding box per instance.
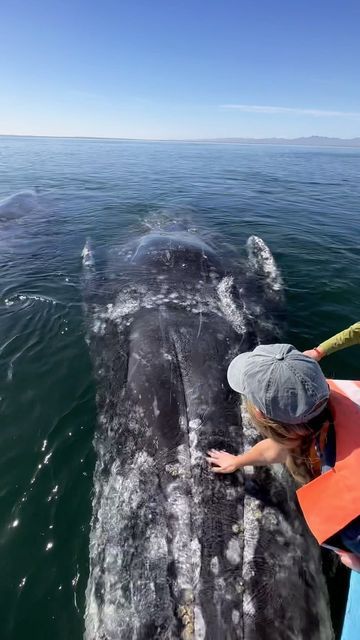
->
[4,293,58,307]
[82,240,94,267]
[44,452,52,464]
[72,573,79,588]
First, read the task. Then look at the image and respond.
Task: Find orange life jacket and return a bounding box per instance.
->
[296,379,360,545]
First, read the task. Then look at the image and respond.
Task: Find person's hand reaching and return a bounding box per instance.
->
[206,450,241,474]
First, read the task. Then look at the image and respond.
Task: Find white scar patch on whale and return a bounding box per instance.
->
[232,609,240,625]
[226,537,241,565]
[210,556,219,575]
[242,491,261,618]
[213,572,227,627]
[188,419,203,468]
[90,272,255,339]
[171,334,247,635]
[108,297,140,320]
[174,419,206,638]
[241,401,261,619]
[152,395,160,418]
[194,605,206,640]
[165,476,193,593]
[92,314,107,335]
[163,438,207,639]
[85,449,173,640]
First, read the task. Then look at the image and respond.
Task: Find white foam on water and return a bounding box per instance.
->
[82,240,94,267]
[217,276,247,334]
[0,190,39,219]
[43,452,52,464]
[4,294,57,307]
[246,235,284,296]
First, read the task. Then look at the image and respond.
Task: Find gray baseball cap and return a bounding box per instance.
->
[227,343,329,424]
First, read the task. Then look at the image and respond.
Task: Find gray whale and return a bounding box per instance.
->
[84,226,333,640]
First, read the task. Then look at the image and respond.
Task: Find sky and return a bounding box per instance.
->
[0,0,359,139]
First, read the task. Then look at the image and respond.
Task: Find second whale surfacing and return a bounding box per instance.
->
[84,224,333,640]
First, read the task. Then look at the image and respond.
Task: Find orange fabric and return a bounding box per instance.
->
[296,379,360,544]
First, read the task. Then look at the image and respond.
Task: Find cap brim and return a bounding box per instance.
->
[227,352,250,393]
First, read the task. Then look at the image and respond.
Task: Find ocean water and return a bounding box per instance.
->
[0,137,359,639]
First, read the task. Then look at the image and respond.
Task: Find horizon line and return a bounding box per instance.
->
[1,133,360,144]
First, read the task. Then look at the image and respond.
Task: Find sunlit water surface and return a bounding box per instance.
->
[0,137,359,639]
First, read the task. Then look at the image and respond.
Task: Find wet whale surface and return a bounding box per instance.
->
[83,226,333,640]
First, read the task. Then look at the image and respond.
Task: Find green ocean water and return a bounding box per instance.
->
[0,137,359,639]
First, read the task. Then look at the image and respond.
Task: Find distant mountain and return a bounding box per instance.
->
[195,136,360,147]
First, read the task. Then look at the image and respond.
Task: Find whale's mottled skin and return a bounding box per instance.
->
[83,226,333,640]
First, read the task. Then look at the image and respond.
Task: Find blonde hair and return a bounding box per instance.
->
[245,400,332,484]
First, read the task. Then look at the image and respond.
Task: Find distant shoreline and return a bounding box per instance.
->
[1,134,360,148]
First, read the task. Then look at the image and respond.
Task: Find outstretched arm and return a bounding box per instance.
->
[304,321,360,361]
[206,438,288,474]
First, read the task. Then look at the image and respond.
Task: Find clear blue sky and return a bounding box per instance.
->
[1,0,359,139]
